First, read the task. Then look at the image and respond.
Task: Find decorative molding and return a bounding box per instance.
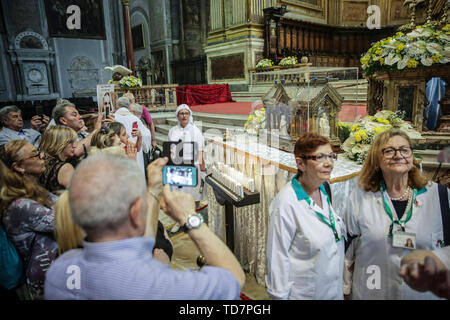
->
[14,31,48,50]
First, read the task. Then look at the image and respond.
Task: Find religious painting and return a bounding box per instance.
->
[389,0,427,22]
[132,24,145,50]
[44,0,106,39]
[341,1,369,22]
[210,53,245,81]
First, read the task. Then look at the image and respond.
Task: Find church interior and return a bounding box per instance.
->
[0,0,449,300]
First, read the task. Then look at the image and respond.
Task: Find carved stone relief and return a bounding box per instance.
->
[341,1,368,22]
[67,56,98,97]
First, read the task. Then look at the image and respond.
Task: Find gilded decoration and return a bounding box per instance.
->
[341,1,369,23]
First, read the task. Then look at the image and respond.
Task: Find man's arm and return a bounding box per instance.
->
[73,113,103,157]
[162,185,246,288]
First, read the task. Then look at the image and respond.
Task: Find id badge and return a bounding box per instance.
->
[392,231,416,249]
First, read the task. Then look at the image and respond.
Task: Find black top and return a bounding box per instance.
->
[391,200,408,220]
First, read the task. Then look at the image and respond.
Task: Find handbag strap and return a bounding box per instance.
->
[438,184,450,246]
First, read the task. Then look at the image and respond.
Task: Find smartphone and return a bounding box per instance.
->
[163,165,198,187]
[36,105,43,120]
[132,121,138,129]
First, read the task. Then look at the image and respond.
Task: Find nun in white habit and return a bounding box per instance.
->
[167,104,205,233]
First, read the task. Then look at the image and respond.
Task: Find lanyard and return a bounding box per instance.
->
[380,182,417,237]
[305,195,341,242]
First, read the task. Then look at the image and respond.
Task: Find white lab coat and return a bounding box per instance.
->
[344,182,449,300]
[266,177,346,300]
[114,107,151,175]
[167,123,204,201]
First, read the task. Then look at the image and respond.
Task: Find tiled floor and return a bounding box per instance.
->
[159,209,270,300]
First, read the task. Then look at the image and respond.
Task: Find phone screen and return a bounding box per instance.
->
[163,165,197,187]
[132,121,138,129]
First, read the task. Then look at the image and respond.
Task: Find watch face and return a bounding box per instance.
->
[188,214,203,228]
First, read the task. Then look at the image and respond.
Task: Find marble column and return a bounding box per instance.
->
[121,0,135,74]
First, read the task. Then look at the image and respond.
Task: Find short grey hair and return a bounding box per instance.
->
[68,154,147,233]
[116,97,130,109]
[129,103,143,117]
[52,102,76,125]
[0,105,21,125]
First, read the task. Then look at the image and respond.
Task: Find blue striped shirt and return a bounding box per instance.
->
[44,237,241,300]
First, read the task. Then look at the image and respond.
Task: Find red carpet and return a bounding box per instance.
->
[190,102,366,122]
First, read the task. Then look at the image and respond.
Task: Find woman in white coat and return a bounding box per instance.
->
[266,132,346,300]
[167,104,205,233]
[344,128,449,300]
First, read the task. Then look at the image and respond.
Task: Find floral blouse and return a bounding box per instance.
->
[2,194,58,300]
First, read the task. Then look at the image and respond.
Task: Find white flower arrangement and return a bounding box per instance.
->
[278,56,298,66]
[244,108,266,135]
[340,110,422,164]
[361,24,450,76]
[256,58,274,68]
[119,75,142,88]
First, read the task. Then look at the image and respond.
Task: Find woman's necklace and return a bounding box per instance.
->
[389,186,411,201]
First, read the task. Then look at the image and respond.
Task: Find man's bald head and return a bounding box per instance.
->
[69,154,146,234]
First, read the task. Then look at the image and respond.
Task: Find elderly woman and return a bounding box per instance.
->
[0,140,58,300]
[266,132,345,300]
[38,125,77,193]
[167,104,205,233]
[344,128,449,300]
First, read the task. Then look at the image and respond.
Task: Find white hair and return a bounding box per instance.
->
[68,154,146,233]
[116,96,130,109]
[129,103,143,117]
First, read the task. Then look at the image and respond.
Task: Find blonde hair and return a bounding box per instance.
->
[0,140,52,214]
[91,127,118,149]
[89,146,127,157]
[358,128,428,192]
[54,190,85,254]
[39,125,77,161]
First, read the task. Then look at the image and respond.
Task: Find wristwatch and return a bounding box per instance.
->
[180,213,204,233]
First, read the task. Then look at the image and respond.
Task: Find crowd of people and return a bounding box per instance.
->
[0,94,449,300]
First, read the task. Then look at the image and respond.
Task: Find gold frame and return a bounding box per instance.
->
[281,0,325,13]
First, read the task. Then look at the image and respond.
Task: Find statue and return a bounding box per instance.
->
[280,114,289,136]
[319,113,330,138]
[105,65,132,84]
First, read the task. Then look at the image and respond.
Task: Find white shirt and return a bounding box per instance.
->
[114,107,151,175]
[344,182,449,300]
[168,123,204,201]
[266,176,346,300]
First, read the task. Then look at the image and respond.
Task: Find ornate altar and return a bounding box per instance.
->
[364,0,450,144]
[261,78,343,152]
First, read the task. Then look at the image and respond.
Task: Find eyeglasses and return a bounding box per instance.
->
[178,112,190,116]
[301,152,337,163]
[21,151,43,161]
[381,147,412,159]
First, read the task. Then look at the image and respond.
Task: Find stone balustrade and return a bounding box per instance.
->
[115,84,178,109]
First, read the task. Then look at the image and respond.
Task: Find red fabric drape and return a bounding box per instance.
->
[176,84,234,106]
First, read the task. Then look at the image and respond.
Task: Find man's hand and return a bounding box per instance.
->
[94,113,103,131]
[146,157,168,195]
[161,185,195,226]
[30,115,43,131]
[40,115,50,131]
[153,248,170,265]
[151,139,157,148]
[103,115,115,123]
[400,254,450,299]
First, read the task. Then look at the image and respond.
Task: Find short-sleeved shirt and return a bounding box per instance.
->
[44,237,241,300]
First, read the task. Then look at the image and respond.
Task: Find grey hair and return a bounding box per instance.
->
[116,97,130,109]
[52,102,76,125]
[129,103,143,117]
[0,105,21,125]
[68,154,147,233]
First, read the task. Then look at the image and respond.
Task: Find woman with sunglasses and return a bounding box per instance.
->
[0,139,58,300]
[266,132,345,300]
[343,129,448,300]
[38,125,77,194]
